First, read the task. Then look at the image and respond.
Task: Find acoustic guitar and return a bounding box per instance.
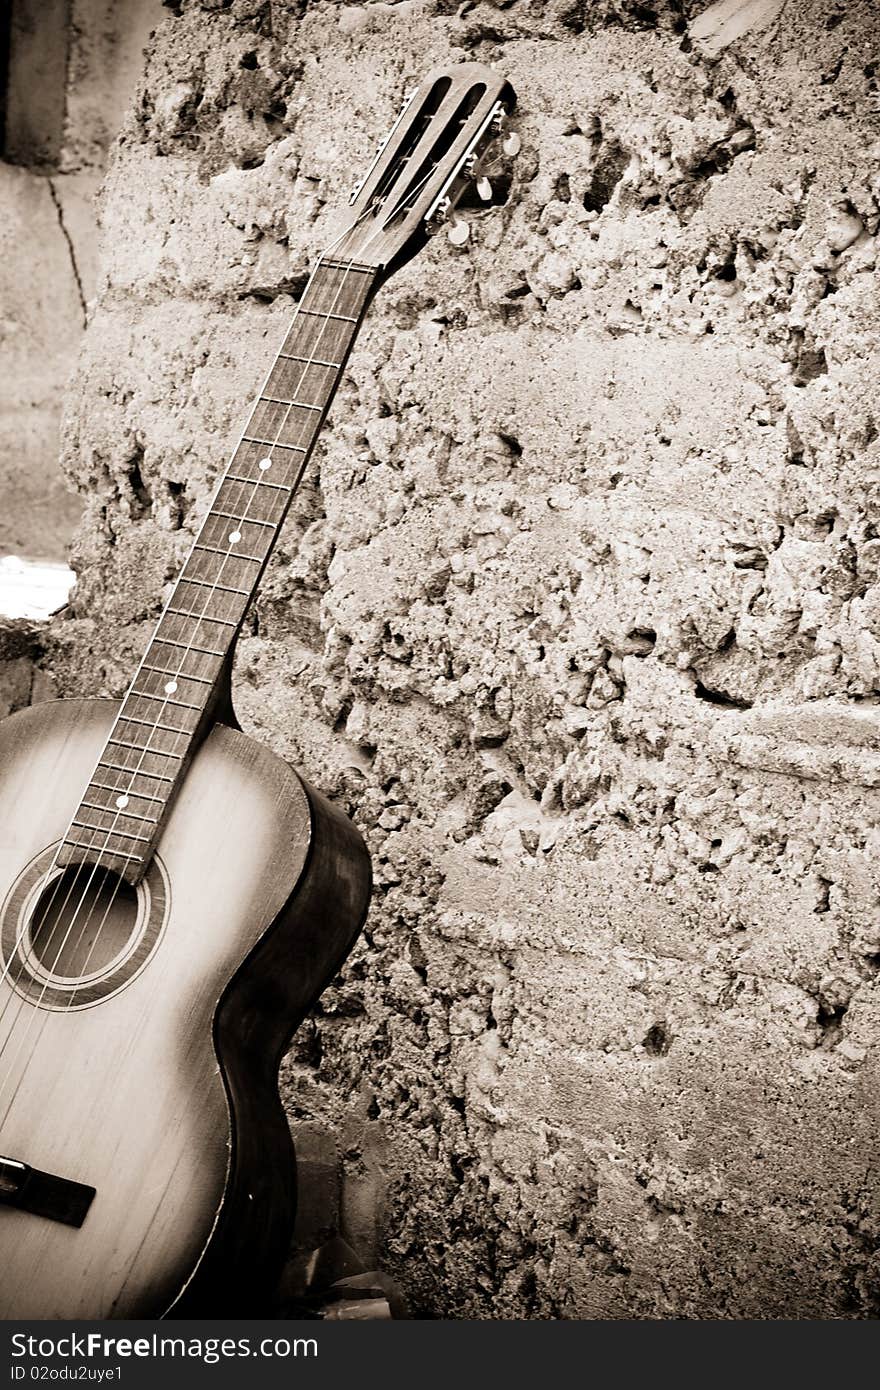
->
[0,62,517,1318]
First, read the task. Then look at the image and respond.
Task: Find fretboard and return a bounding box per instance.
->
[60,257,378,882]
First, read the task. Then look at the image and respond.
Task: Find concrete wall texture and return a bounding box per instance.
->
[24,0,880,1316]
[0,0,164,559]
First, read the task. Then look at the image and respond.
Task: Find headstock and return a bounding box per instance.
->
[329,63,517,279]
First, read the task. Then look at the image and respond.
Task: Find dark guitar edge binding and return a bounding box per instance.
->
[165,774,372,1318]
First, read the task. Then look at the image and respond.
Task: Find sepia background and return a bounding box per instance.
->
[2,0,879,1317]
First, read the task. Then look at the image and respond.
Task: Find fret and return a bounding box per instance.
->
[110,726,189,762]
[143,656,221,690]
[208,512,276,530]
[107,738,184,758]
[71,819,152,844]
[116,713,193,736]
[128,689,202,712]
[166,606,240,625]
[199,519,275,550]
[96,761,175,782]
[151,632,229,656]
[90,779,167,803]
[211,493,283,530]
[76,839,143,861]
[178,575,251,597]
[260,395,323,412]
[263,361,335,412]
[317,258,375,275]
[282,318,354,362]
[278,352,341,370]
[280,274,368,351]
[171,587,244,628]
[242,435,307,453]
[193,544,263,567]
[297,308,358,323]
[300,263,373,314]
[226,456,299,495]
[181,555,268,597]
[247,403,315,452]
[62,836,144,863]
[142,664,213,685]
[80,799,158,826]
[226,472,289,492]
[129,694,206,724]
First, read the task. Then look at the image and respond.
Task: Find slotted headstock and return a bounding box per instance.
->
[329,62,517,280]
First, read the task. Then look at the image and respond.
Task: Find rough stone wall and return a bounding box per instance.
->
[47,0,880,1317]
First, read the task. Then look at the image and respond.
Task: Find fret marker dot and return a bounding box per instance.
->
[115,794,130,810]
[259,457,272,471]
[229,530,242,544]
[164,680,178,695]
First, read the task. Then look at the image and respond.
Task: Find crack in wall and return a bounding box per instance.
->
[47,177,87,326]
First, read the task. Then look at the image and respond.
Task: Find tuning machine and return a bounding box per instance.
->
[490,105,522,160]
[424,98,522,234]
[490,107,522,158]
[425,194,470,247]
[460,151,493,203]
[469,126,519,204]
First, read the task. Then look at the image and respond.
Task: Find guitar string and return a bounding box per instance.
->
[47,248,366,987]
[0,122,499,1018]
[0,256,362,1134]
[0,136,467,1033]
[0,144,451,1075]
[0,213,373,1126]
[4,146,450,1025]
[0,138,453,1084]
[14,245,374,1142]
[53,235,377,983]
[104,166,470,1289]
[0,138,438,1129]
[53,249,369,996]
[0,148,453,1131]
[0,236,363,1109]
[0,147,442,1061]
[53,148,476,1059]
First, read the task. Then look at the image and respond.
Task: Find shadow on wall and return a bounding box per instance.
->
[0,0,164,616]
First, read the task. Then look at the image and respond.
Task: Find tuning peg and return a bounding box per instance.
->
[476,175,493,202]
[447,217,470,246]
[502,131,521,157]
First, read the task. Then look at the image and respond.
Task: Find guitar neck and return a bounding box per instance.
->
[60,257,379,882]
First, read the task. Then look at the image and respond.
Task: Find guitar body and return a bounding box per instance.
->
[0,697,370,1318]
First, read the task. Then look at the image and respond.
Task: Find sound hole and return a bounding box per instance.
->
[28,866,139,980]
